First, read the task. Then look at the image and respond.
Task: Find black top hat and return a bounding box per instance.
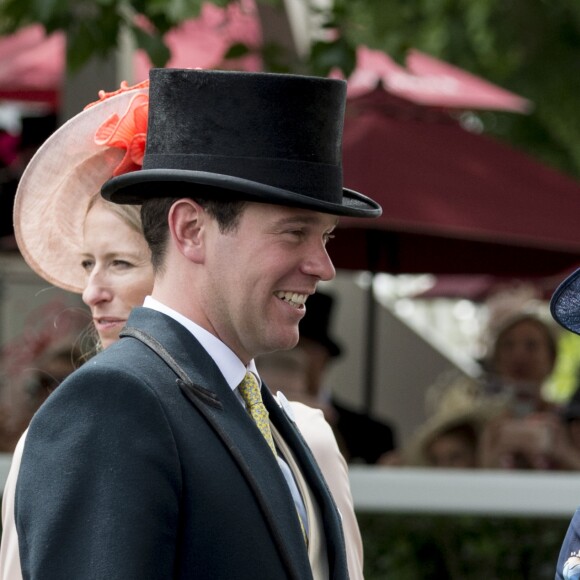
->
[300,292,342,358]
[102,68,381,218]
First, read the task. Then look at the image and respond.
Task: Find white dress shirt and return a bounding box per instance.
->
[143,297,308,534]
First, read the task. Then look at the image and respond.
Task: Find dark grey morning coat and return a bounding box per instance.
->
[15,307,348,579]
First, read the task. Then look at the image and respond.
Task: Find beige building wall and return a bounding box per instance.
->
[322,271,471,446]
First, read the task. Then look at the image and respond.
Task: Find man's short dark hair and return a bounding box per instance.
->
[140,193,247,272]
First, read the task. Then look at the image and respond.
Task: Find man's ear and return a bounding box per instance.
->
[168,199,206,263]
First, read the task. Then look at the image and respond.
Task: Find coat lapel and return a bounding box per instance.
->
[121,308,313,580]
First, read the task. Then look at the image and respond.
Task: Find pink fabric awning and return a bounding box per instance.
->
[0,0,261,107]
[336,45,531,113]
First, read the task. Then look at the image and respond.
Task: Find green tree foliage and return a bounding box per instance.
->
[2,0,580,178]
[313,0,580,178]
[358,512,568,579]
[546,331,580,402]
[0,0,238,71]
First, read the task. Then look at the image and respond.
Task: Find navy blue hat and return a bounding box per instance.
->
[550,268,580,335]
[102,68,382,218]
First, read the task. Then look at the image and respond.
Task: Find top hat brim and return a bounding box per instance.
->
[550,268,580,335]
[101,168,382,218]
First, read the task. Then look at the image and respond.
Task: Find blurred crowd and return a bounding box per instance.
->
[259,290,580,473]
[0,229,579,476]
[382,309,580,471]
[0,301,92,453]
[1,111,576,473]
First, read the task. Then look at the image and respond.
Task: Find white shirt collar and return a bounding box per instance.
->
[143,296,259,392]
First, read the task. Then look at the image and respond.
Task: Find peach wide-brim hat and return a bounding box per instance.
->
[13,83,149,293]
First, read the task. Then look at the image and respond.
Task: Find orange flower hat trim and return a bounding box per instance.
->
[88,80,150,176]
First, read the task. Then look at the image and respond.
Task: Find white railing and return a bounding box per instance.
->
[1,455,578,519]
[349,465,580,518]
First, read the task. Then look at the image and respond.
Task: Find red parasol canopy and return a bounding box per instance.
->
[329,49,580,410]
[330,87,580,278]
[412,273,570,302]
[343,45,531,113]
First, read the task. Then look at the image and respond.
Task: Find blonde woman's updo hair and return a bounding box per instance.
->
[86,195,143,235]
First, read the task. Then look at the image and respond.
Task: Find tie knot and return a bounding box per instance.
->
[238,371,262,409]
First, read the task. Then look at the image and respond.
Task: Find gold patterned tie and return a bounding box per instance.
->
[238,371,277,457]
[239,372,309,546]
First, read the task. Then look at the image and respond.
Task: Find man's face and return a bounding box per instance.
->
[200,202,337,363]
